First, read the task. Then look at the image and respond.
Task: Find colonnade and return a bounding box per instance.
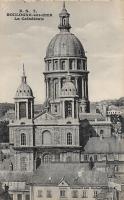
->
[45,75,88,100]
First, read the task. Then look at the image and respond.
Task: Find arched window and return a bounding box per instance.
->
[77,60,81,70]
[66,156,72,162]
[65,101,72,118]
[100,130,104,138]
[21,133,26,145]
[62,17,66,26]
[100,130,104,134]
[54,79,58,99]
[61,78,66,88]
[19,102,26,119]
[20,157,27,171]
[54,60,58,70]
[67,133,72,145]
[42,131,51,145]
[54,105,57,113]
[69,60,74,70]
[61,60,65,70]
[43,154,52,163]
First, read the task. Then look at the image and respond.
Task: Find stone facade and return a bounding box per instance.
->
[2,2,123,200]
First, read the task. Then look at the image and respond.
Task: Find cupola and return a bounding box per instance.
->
[14,65,34,120]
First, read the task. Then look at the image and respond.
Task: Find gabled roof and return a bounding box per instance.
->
[29,163,108,187]
[58,178,69,187]
[34,111,58,124]
[79,113,105,121]
[84,137,124,153]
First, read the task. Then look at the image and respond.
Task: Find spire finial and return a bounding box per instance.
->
[22,63,27,83]
[63,1,65,9]
[23,63,25,76]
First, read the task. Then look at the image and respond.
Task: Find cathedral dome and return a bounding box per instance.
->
[15,66,34,98]
[46,33,85,58]
[46,2,85,59]
[15,83,33,98]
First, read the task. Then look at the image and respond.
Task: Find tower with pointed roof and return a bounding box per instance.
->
[14,65,34,121]
[9,65,35,172]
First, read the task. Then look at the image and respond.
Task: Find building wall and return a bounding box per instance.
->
[31,185,107,200]
[9,126,34,147]
[14,151,34,172]
[35,125,79,147]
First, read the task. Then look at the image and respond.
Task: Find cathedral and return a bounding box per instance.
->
[9,2,111,172]
[1,2,124,200]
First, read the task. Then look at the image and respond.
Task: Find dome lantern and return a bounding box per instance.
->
[58,1,71,32]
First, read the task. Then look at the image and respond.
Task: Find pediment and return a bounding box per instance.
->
[34,112,56,123]
[58,178,69,187]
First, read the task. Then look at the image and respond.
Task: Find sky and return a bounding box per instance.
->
[0,0,124,104]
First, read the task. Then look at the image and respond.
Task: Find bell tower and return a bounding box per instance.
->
[9,65,35,172]
[14,65,34,121]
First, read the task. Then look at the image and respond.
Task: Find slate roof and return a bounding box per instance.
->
[0,172,32,182]
[29,163,108,186]
[79,113,106,121]
[84,137,124,153]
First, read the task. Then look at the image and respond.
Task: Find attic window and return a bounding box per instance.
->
[24,90,25,92]
[20,90,22,93]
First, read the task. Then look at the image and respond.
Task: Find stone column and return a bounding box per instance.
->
[76,100,79,118]
[82,77,85,99]
[62,101,65,118]
[17,102,19,119]
[58,77,61,97]
[67,59,69,71]
[30,101,32,119]
[75,59,77,70]
[75,77,78,93]
[50,78,54,99]
[26,100,28,118]
[72,100,74,118]
[86,78,88,99]
[45,78,48,99]
[15,103,17,119]
[59,59,61,70]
